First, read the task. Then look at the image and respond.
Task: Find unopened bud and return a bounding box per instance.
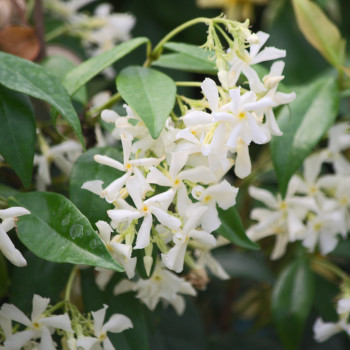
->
[143,256,153,277]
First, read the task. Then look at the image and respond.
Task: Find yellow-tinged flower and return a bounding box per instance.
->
[196,0,268,21]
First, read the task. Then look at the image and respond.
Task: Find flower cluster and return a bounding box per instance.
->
[247,122,350,259]
[83,25,295,314]
[0,294,133,350]
[44,0,135,67]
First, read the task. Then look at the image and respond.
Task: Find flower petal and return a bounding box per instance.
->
[102,314,133,334]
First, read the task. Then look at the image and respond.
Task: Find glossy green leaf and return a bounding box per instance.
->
[63,37,149,96]
[0,254,9,298]
[81,269,149,350]
[153,42,217,74]
[9,192,123,272]
[148,299,206,350]
[116,66,176,139]
[216,207,259,250]
[153,53,217,74]
[292,0,345,68]
[271,76,339,197]
[9,251,72,314]
[0,85,36,187]
[272,257,314,350]
[69,147,123,226]
[0,184,19,198]
[42,55,88,106]
[214,251,274,284]
[0,51,84,146]
[331,237,350,258]
[153,42,216,74]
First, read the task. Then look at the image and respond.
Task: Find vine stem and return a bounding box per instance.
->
[151,17,210,59]
[86,92,122,118]
[312,257,350,281]
[65,266,78,303]
[45,24,71,42]
[176,81,203,87]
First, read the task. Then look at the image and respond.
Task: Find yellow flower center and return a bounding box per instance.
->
[142,205,149,213]
[313,222,323,231]
[98,333,107,341]
[203,195,212,204]
[309,185,318,195]
[237,112,246,120]
[340,197,348,206]
[126,163,132,170]
[279,201,287,210]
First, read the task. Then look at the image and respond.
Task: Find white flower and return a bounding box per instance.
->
[247,177,316,259]
[214,87,273,149]
[262,61,296,136]
[34,140,82,191]
[76,304,132,350]
[146,151,216,216]
[161,205,216,273]
[313,317,350,343]
[91,134,160,203]
[114,263,196,315]
[0,294,72,350]
[44,0,97,18]
[321,122,350,174]
[219,31,286,91]
[108,186,181,250]
[95,220,136,279]
[0,207,30,267]
[318,175,350,234]
[191,180,238,232]
[301,208,344,255]
[85,4,135,54]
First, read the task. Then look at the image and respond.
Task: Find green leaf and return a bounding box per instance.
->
[0,51,84,146]
[81,269,149,350]
[0,85,36,187]
[271,76,339,197]
[69,147,123,226]
[42,55,88,106]
[0,253,9,298]
[116,66,176,139]
[214,251,274,284]
[0,184,19,198]
[272,256,314,350]
[216,207,259,250]
[9,192,123,272]
[148,299,206,350]
[9,251,72,314]
[292,0,345,68]
[63,37,149,96]
[152,42,216,74]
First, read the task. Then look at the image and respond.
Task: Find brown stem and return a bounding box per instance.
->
[34,0,46,60]
[12,0,28,26]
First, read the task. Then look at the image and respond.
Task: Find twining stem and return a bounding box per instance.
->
[312,257,350,281]
[65,266,78,303]
[86,92,122,118]
[45,24,71,42]
[151,17,210,59]
[176,81,203,87]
